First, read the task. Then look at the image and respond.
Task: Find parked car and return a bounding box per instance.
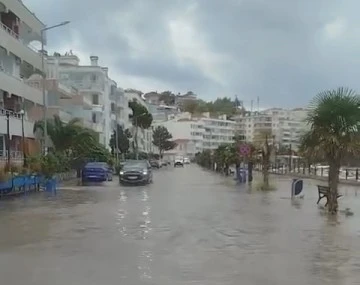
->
[183,157,190,164]
[119,160,153,185]
[161,160,168,167]
[82,162,113,182]
[174,156,184,167]
[149,160,161,169]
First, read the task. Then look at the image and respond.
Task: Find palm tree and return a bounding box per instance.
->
[299,87,360,214]
[33,115,95,153]
[252,130,275,189]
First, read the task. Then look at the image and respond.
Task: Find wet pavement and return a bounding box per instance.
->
[0,165,359,285]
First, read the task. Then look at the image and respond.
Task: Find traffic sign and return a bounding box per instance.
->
[239,144,250,155]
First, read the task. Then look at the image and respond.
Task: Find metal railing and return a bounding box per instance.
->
[0,150,24,159]
[255,163,360,182]
[0,107,23,119]
[0,68,42,93]
[0,22,41,55]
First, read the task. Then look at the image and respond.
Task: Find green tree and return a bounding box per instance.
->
[299,87,360,214]
[109,125,132,155]
[159,91,175,105]
[128,100,153,158]
[33,115,95,153]
[152,126,177,158]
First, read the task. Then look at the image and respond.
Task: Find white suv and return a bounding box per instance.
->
[174,157,184,167]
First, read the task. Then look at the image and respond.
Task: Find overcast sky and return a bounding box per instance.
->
[24,0,360,108]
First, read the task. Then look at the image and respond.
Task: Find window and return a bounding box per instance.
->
[92,113,97,123]
[91,74,97,82]
[92,94,99,105]
[111,103,115,112]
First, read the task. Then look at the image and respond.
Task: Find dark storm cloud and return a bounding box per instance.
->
[24,0,360,107]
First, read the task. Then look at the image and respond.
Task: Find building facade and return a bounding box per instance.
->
[0,0,46,162]
[47,54,128,149]
[234,108,309,150]
[154,112,236,158]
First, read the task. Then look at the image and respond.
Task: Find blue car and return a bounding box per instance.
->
[82,162,113,182]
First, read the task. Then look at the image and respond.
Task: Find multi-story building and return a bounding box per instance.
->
[0,0,46,161]
[47,53,126,148]
[234,108,309,150]
[154,112,236,158]
[147,103,180,123]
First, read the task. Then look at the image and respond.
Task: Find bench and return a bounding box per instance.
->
[317,185,342,206]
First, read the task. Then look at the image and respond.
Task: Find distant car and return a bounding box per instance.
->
[174,157,184,167]
[183,157,190,164]
[149,160,160,169]
[119,160,153,185]
[82,162,113,182]
[161,160,168,167]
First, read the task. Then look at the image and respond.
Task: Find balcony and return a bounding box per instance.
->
[1,0,45,36]
[92,104,103,113]
[57,83,73,99]
[78,118,92,129]
[91,122,103,133]
[62,94,92,110]
[47,107,73,123]
[0,69,42,105]
[72,80,104,93]
[0,22,42,71]
[0,108,35,138]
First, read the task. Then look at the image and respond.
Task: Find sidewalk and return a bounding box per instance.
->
[255,170,360,186]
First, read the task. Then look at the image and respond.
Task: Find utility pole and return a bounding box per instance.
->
[41,21,70,155]
[115,94,119,164]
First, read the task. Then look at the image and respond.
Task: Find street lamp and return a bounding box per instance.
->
[41,21,70,154]
[19,109,26,167]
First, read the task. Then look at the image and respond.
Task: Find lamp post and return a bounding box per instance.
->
[41,21,70,154]
[115,97,120,164]
[19,109,26,167]
[5,112,10,167]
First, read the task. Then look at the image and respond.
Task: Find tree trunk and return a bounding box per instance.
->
[328,162,340,214]
[134,126,139,158]
[262,160,269,188]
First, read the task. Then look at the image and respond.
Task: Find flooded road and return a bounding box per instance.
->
[0,165,359,284]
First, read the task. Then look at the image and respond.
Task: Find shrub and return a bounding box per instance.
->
[0,167,10,182]
[40,153,59,179]
[26,155,42,174]
[10,164,21,174]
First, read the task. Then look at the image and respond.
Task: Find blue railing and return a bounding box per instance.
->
[0,171,76,197]
[0,175,42,196]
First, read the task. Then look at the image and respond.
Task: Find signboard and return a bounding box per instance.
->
[239,144,250,155]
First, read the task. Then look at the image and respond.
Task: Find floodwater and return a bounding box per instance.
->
[0,165,359,285]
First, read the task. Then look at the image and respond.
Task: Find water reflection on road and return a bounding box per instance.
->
[0,165,359,285]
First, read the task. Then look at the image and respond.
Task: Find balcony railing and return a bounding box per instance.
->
[0,22,40,55]
[0,150,24,159]
[0,107,23,119]
[0,69,43,105]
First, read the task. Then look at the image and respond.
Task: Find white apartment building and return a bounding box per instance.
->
[124,89,153,154]
[47,54,126,149]
[154,112,236,158]
[0,0,46,160]
[234,108,309,149]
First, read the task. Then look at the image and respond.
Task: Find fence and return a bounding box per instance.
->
[255,163,360,182]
